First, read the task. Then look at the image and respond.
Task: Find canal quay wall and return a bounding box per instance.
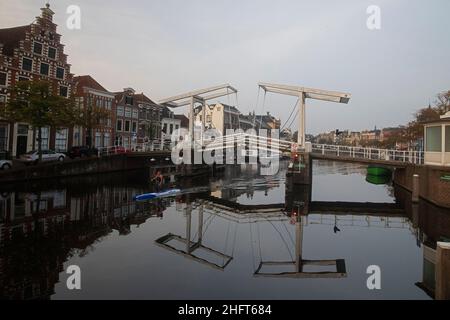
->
[0,152,172,183]
[394,164,450,209]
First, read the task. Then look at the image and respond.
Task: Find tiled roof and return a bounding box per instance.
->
[0,25,30,56]
[74,75,109,92]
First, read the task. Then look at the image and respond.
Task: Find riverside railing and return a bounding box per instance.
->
[311,144,424,165]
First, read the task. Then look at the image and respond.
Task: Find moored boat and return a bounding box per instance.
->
[367,165,392,177]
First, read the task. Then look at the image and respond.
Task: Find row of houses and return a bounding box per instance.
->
[193,103,281,134]
[0,4,190,158]
[313,126,408,148]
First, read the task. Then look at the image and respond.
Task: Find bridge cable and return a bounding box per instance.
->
[280,98,300,131]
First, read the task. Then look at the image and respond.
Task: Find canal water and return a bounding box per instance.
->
[1,160,448,300]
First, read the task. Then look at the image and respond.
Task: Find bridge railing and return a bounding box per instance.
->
[311,144,424,164]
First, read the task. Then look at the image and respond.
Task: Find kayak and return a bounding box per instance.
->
[134,189,181,201]
[367,165,392,177]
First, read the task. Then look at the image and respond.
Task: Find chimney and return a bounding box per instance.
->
[40,3,55,21]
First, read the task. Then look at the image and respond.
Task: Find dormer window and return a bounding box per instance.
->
[125,96,134,105]
[33,42,43,55]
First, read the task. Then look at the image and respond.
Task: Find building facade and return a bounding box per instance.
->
[73,75,115,149]
[0,4,74,157]
[194,103,241,134]
[135,93,161,144]
[161,106,180,145]
[114,88,140,149]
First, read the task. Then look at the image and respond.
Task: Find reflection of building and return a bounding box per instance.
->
[0,4,74,157]
[0,176,166,300]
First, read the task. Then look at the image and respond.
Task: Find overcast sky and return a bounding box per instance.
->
[1,0,449,134]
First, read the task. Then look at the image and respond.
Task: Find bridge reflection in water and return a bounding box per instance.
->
[0,162,449,299]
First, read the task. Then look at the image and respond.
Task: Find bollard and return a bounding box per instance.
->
[436,242,450,300]
[412,174,420,203]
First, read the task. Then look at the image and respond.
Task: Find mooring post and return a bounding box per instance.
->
[412,174,420,203]
[436,242,450,300]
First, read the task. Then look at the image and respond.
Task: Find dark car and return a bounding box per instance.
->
[67,146,98,159]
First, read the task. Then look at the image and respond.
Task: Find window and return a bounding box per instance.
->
[0,72,6,86]
[116,120,123,131]
[0,124,8,151]
[115,135,123,146]
[426,126,442,152]
[163,123,167,133]
[55,129,68,152]
[104,133,110,147]
[0,94,6,104]
[18,77,29,82]
[95,132,102,148]
[446,126,450,152]
[117,106,124,117]
[125,107,131,118]
[36,127,49,150]
[56,67,65,79]
[123,137,130,148]
[40,63,49,76]
[22,58,33,71]
[132,110,139,119]
[33,42,43,55]
[125,120,130,132]
[59,86,68,97]
[169,124,173,134]
[132,122,137,133]
[48,47,56,59]
[175,125,179,131]
[125,96,133,105]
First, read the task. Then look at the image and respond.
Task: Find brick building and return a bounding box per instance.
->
[135,93,161,144]
[114,88,140,149]
[0,4,74,157]
[73,75,115,149]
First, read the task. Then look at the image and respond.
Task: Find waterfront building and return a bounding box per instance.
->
[0,4,74,157]
[135,93,161,144]
[254,112,281,130]
[73,75,115,149]
[114,88,140,149]
[194,103,241,134]
[423,111,450,166]
[160,106,181,145]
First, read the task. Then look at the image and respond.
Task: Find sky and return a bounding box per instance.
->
[1,0,449,134]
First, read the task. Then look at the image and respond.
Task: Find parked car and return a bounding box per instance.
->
[19,150,66,165]
[0,159,12,170]
[67,146,98,159]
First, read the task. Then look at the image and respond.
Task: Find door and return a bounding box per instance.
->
[16,136,27,158]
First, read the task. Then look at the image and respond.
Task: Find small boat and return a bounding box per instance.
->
[366,174,391,185]
[134,189,181,201]
[367,165,392,177]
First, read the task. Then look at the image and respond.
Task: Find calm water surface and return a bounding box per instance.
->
[1,160,449,299]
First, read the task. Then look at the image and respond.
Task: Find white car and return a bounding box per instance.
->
[0,159,12,170]
[19,150,66,165]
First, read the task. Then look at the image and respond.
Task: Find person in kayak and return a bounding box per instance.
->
[151,171,164,192]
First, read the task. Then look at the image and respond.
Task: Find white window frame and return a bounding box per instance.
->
[55,128,68,152]
[22,57,33,72]
[33,41,43,55]
[40,62,49,76]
